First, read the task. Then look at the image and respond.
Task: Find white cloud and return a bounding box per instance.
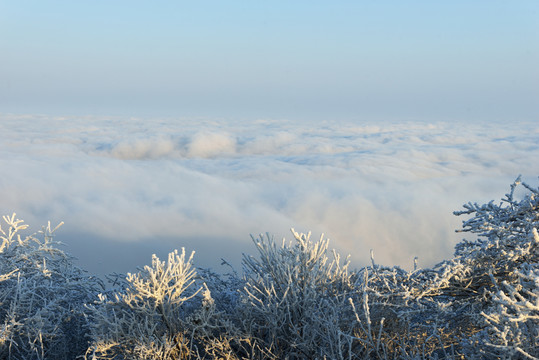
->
[188,132,237,158]
[0,114,537,275]
[109,137,176,160]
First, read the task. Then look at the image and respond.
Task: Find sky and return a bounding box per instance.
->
[1,1,538,121]
[0,2,538,276]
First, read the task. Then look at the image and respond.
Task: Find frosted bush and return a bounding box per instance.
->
[342,177,538,359]
[236,230,360,359]
[0,214,102,360]
[85,248,207,360]
[479,264,538,359]
[453,176,538,283]
[450,177,538,359]
[186,266,251,359]
[376,176,539,359]
[347,256,466,359]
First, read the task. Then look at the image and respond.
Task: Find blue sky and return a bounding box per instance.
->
[1,1,538,121]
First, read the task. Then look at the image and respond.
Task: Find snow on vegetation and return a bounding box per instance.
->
[1,177,537,359]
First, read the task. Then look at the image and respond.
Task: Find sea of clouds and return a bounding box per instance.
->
[1,114,537,276]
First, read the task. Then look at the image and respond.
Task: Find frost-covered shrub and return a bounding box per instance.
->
[479,263,538,359]
[368,176,539,359]
[85,249,208,360]
[0,214,102,360]
[348,258,465,359]
[452,177,538,289]
[344,177,538,359]
[185,266,251,359]
[449,177,538,359]
[235,230,360,359]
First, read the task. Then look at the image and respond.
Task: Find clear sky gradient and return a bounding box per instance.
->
[1,1,538,121]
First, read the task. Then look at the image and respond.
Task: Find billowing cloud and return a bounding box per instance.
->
[109,137,176,160]
[188,132,237,158]
[0,114,537,276]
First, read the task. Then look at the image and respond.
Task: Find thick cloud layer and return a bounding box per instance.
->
[1,114,537,275]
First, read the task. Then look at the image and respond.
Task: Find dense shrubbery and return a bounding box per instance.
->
[0,215,102,359]
[1,177,537,359]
